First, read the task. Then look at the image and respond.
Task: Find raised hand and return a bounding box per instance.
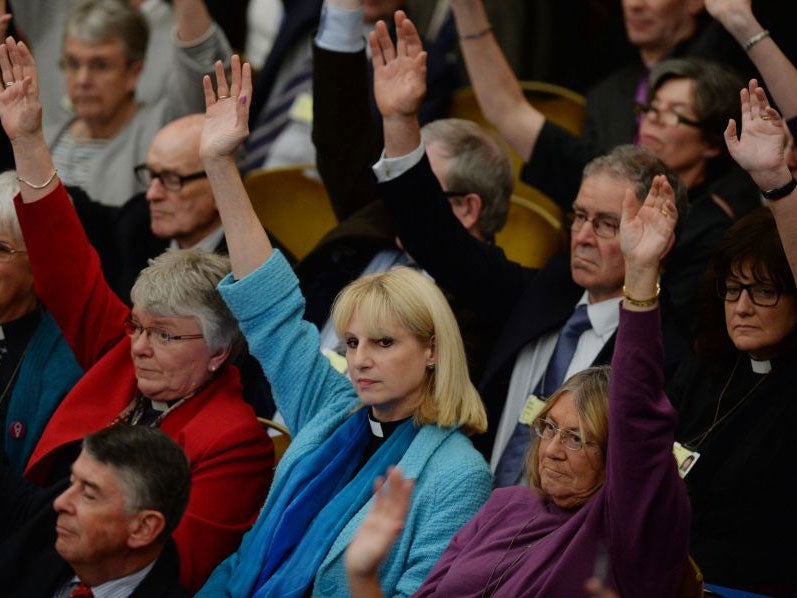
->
[345,467,414,577]
[200,55,252,162]
[724,80,793,190]
[0,37,43,143]
[620,175,677,270]
[370,11,427,121]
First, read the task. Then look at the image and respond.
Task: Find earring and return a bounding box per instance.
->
[426,362,435,371]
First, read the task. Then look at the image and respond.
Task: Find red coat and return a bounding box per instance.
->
[18,185,273,593]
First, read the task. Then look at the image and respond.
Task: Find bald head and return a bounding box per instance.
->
[144,114,219,248]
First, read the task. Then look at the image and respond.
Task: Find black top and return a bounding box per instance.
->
[0,307,42,443]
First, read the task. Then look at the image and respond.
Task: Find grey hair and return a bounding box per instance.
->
[130,249,241,355]
[421,118,513,238]
[64,0,150,63]
[582,144,688,232]
[0,171,22,244]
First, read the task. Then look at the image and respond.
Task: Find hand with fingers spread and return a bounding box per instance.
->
[200,55,252,163]
[370,11,428,122]
[724,79,793,191]
[0,37,43,144]
[620,175,677,302]
[346,467,414,595]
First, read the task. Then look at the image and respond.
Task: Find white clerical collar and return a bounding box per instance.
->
[750,358,772,374]
[150,399,171,412]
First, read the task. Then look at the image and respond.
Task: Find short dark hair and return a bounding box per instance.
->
[82,425,190,540]
[696,208,797,361]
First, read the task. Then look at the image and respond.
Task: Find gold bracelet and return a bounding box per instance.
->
[622,282,660,308]
[460,25,492,41]
[17,168,58,189]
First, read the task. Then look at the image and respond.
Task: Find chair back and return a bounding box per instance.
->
[258,417,292,465]
[495,194,566,268]
[244,165,338,261]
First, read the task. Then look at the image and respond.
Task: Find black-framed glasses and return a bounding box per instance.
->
[134,164,208,192]
[717,281,787,307]
[569,210,620,239]
[634,102,703,129]
[533,418,596,452]
[123,318,204,347]
[58,56,135,76]
[0,241,27,262]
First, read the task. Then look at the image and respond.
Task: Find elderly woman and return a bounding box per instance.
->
[196,57,491,597]
[0,171,83,475]
[665,82,797,594]
[48,0,230,207]
[0,39,272,593]
[343,176,691,596]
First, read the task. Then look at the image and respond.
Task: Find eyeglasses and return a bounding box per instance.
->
[123,318,204,347]
[533,418,596,451]
[134,165,208,192]
[634,102,703,129]
[59,56,133,76]
[569,210,620,239]
[0,242,27,262]
[717,281,788,307]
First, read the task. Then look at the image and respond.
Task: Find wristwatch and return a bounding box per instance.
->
[761,177,797,201]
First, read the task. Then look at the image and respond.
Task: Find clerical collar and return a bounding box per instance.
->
[150,399,172,412]
[750,358,772,374]
[368,410,410,439]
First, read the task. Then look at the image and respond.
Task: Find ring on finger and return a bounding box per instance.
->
[217,94,231,100]
[760,114,776,121]
[660,208,669,217]
[4,81,13,88]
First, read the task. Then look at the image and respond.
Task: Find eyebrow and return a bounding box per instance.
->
[571,204,620,220]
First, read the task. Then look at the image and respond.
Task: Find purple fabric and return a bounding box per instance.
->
[413,308,690,597]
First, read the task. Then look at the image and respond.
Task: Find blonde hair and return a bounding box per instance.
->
[528,366,610,497]
[332,267,487,435]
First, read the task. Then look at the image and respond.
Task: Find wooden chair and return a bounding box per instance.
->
[257,417,292,465]
[447,80,587,238]
[244,165,338,261]
[495,194,566,269]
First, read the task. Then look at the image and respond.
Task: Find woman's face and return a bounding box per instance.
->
[129,308,228,401]
[638,77,717,188]
[343,312,434,422]
[537,393,604,510]
[0,231,37,323]
[723,264,797,360]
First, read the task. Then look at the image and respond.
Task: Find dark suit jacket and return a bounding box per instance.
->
[0,463,185,597]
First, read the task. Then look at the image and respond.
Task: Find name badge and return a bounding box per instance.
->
[519,394,547,425]
[289,92,313,125]
[8,421,25,439]
[673,441,700,478]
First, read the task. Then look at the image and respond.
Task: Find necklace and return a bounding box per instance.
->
[114,393,187,428]
[481,516,538,598]
[683,354,770,450]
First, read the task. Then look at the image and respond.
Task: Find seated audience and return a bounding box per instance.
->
[368,13,689,481]
[344,173,691,596]
[0,38,272,592]
[47,0,231,207]
[197,56,491,597]
[665,80,797,594]
[0,425,189,597]
[0,171,82,475]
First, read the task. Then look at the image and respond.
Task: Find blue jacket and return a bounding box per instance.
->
[5,310,82,474]
[201,251,491,597]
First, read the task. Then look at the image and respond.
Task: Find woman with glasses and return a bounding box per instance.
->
[343,173,691,596]
[0,39,272,593]
[664,81,797,593]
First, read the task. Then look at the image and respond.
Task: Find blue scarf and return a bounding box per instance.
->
[250,408,417,598]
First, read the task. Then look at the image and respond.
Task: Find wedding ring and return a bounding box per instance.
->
[661,208,669,217]
[4,81,13,88]
[217,94,231,100]
[760,114,775,121]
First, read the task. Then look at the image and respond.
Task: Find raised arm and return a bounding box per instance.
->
[449,0,542,161]
[0,38,128,367]
[608,177,690,593]
[724,80,797,281]
[706,0,797,120]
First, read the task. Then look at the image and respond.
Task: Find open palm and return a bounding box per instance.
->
[200,55,252,161]
[0,38,43,142]
[620,176,677,267]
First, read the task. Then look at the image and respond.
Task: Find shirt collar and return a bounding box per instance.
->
[169,225,224,253]
[578,291,622,340]
[68,561,155,598]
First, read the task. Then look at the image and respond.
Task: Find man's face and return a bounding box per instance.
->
[63,37,141,125]
[145,120,220,248]
[53,451,136,575]
[363,0,406,23]
[622,0,701,57]
[569,173,629,303]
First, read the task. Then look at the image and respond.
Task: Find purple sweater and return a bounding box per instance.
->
[414,308,690,597]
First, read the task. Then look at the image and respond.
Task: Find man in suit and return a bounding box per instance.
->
[0,425,190,596]
[370,14,688,484]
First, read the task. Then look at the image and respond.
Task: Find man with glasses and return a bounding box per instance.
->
[370,19,689,484]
